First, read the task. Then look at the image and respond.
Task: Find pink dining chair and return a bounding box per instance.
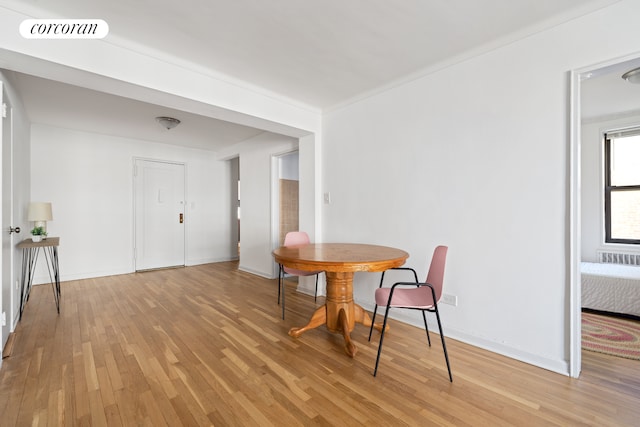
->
[278,231,322,319]
[368,245,452,382]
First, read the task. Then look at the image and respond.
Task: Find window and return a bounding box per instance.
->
[604,128,640,244]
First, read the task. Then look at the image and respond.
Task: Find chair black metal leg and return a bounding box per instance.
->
[421,311,431,346]
[378,271,386,288]
[277,265,283,304]
[368,304,379,341]
[433,304,453,382]
[278,265,286,320]
[282,274,286,320]
[370,269,385,341]
[314,274,318,302]
[373,306,392,377]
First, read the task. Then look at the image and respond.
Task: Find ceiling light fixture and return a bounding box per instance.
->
[621,67,640,84]
[155,116,181,130]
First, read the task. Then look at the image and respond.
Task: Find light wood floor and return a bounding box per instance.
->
[1,262,638,426]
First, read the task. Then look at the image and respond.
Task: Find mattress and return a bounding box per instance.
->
[581,262,640,317]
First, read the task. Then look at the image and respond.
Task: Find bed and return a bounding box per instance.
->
[581,262,640,317]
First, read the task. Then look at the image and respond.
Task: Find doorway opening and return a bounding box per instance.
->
[271,151,300,277]
[229,157,240,258]
[278,152,300,245]
[571,53,640,377]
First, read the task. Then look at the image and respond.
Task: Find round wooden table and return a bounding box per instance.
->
[272,243,409,357]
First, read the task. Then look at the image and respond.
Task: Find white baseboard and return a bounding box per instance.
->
[444,328,569,376]
[186,256,238,266]
[359,299,569,376]
[31,258,240,285]
[32,267,132,285]
[238,265,273,279]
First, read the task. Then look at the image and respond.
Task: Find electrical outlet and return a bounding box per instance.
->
[1,312,6,327]
[324,192,331,204]
[442,294,458,306]
[15,280,19,291]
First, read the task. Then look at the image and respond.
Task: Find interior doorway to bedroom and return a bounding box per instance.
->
[578,54,640,372]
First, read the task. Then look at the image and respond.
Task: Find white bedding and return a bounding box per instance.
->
[581,262,640,317]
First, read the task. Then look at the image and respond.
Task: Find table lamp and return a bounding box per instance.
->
[27,202,53,233]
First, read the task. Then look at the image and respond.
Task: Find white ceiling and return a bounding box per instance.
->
[581,57,640,121]
[2,0,635,150]
[8,72,266,151]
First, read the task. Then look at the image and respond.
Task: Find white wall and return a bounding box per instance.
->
[30,124,235,282]
[581,114,640,262]
[280,152,299,181]
[232,133,297,277]
[298,134,318,242]
[322,0,640,374]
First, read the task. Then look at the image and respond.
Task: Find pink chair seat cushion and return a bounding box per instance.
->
[283,267,322,277]
[375,286,435,309]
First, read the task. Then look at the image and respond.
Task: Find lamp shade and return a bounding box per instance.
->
[27,202,53,221]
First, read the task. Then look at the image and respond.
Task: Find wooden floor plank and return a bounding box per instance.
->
[1,261,639,426]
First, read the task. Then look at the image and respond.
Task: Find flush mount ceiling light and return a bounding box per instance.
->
[155,116,181,130]
[621,67,640,84]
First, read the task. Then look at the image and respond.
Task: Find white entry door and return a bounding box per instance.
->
[134,159,185,270]
[1,81,7,349]
[2,82,19,350]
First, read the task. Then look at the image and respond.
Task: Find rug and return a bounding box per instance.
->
[582,312,640,360]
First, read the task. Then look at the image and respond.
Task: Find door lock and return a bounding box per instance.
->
[179,213,184,224]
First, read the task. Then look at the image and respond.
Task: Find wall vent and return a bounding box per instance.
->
[597,250,640,266]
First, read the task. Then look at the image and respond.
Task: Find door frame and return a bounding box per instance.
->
[568,51,640,378]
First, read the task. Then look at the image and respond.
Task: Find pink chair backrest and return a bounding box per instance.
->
[425,246,448,302]
[283,231,311,246]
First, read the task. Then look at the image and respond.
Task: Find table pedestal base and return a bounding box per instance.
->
[288,271,385,357]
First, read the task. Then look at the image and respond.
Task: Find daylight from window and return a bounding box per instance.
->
[609,134,640,241]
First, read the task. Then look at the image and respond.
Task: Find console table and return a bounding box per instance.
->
[17,237,60,319]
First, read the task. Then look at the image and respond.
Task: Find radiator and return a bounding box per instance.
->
[597,250,640,266]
